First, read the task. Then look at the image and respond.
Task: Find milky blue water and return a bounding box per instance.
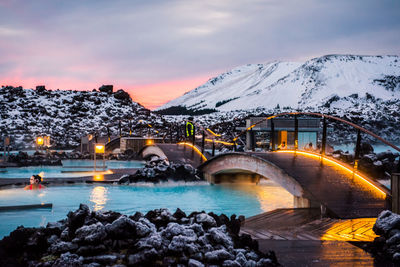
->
[0,160,144,178]
[0,182,293,238]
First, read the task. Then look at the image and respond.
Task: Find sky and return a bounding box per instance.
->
[0,0,399,109]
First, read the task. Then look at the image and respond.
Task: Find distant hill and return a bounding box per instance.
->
[0,85,161,149]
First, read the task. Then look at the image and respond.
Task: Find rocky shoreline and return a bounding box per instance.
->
[2,150,144,168]
[363,210,400,263]
[118,157,203,184]
[0,204,279,267]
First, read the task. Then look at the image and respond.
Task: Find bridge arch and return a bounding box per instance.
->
[199,152,315,208]
[139,145,168,160]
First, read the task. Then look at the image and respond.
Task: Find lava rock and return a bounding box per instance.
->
[105,216,137,239]
[67,204,90,234]
[0,205,280,266]
[99,84,113,94]
[74,222,107,244]
[113,89,131,101]
[119,158,204,184]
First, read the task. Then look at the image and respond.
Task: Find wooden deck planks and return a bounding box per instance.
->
[241,208,378,242]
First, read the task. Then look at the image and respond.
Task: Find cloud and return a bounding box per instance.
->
[0,0,399,109]
[0,26,27,36]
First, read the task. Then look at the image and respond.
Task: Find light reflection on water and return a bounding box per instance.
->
[90,186,109,211]
[0,181,294,238]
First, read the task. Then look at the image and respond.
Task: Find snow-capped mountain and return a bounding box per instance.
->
[159,55,400,112]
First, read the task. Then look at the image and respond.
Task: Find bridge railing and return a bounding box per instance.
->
[206,112,399,194]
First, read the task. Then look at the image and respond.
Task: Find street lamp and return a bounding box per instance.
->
[36,137,44,146]
[94,143,105,171]
[36,136,44,153]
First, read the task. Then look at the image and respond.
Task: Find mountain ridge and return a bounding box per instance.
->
[158,54,400,112]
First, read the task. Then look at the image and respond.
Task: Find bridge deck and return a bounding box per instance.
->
[155,143,206,167]
[250,152,388,218]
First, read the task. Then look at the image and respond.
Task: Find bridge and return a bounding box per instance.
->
[139,112,399,220]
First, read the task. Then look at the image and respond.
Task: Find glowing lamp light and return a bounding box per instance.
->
[206,128,221,137]
[146,139,154,145]
[36,137,44,145]
[93,174,104,181]
[178,142,208,161]
[95,144,105,154]
[275,150,387,197]
[205,138,234,146]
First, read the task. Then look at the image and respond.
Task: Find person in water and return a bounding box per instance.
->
[24,174,46,190]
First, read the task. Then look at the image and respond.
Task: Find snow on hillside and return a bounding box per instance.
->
[159,55,400,145]
[0,86,163,148]
[159,55,400,112]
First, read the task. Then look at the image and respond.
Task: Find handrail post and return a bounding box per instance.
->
[251,130,255,151]
[397,156,400,173]
[212,140,215,157]
[353,129,362,172]
[354,129,361,161]
[294,115,298,150]
[233,141,237,152]
[392,173,400,214]
[119,120,122,137]
[322,116,327,155]
[201,131,205,154]
[192,126,195,146]
[271,119,275,151]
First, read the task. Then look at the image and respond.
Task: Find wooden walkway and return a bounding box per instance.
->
[257,240,392,266]
[241,208,377,242]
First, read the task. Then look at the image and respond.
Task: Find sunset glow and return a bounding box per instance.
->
[1,1,398,110]
[0,76,210,110]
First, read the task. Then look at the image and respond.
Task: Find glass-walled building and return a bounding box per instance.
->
[237,117,327,151]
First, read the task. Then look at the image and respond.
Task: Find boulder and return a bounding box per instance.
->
[105,216,137,239]
[74,222,107,244]
[67,204,90,234]
[49,241,78,254]
[113,89,131,101]
[373,210,400,236]
[196,213,217,228]
[99,85,113,94]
